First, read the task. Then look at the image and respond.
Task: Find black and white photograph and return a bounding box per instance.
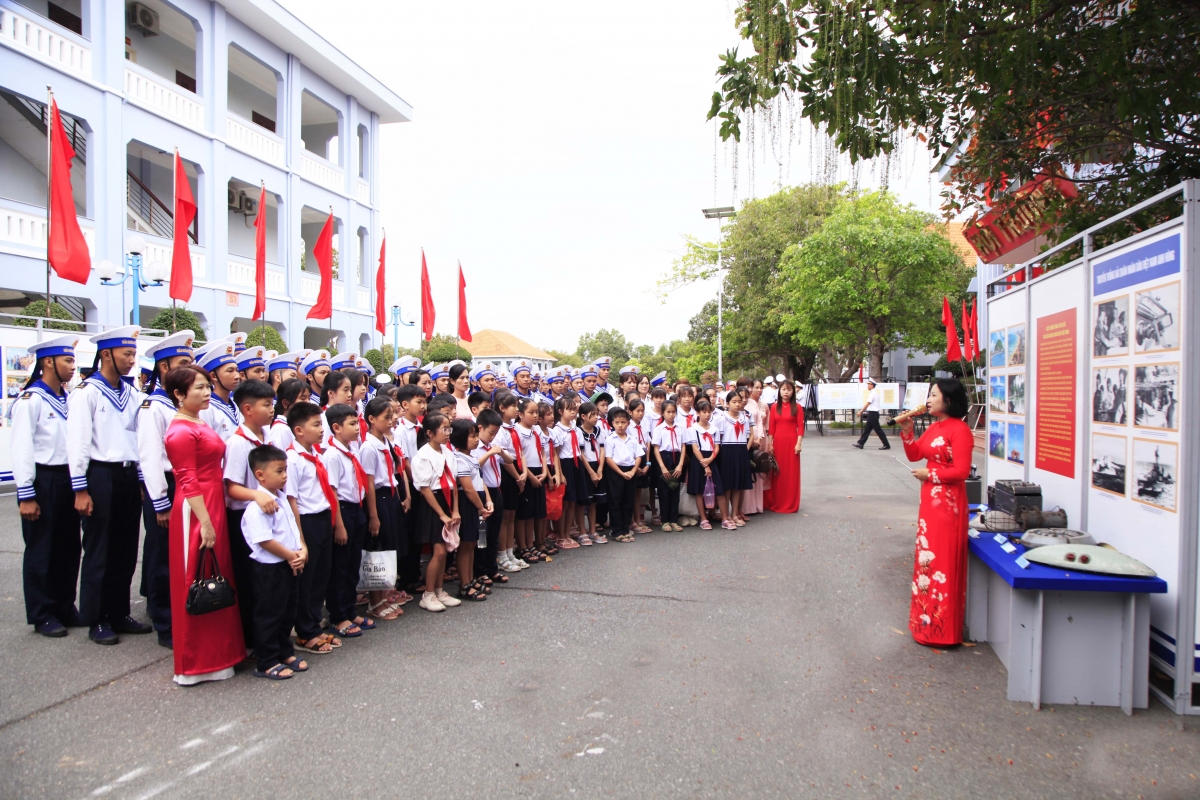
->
[1091,367,1128,425]
[1133,439,1177,512]
[1134,281,1180,352]
[1007,373,1025,415]
[1134,362,1179,430]
[1093,296,1129,357]
[1090,433,1127,496]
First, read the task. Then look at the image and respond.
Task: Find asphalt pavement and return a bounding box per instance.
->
[1,434,1197,799]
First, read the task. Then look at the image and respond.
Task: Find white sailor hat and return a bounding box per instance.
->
[221,332,248,354]
[144,330,195,362]
[354,356,375,376]
[505,374,517,388]
[596,357,613,369]
[763,375,776,385]
[390,356,422,376]
[264,350,278,361]
[91,325,140,351]
[429,363,448,380]
[581,364,599,379]
[775,373,786,383]
[650,371,668,388]
[299,349,331,375]
[195,341,237,372]
[511,359,531,376]
[618,364,639,377]
[267,351,301,372]
[236,345,266,371]
[27,334,80,359]
[546,368,565,384]
[447,359,468,369]
[471,363,496,382]
[329,352,358,371]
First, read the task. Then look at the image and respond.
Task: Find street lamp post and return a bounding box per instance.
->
[391,303,415,357]
[95,235,167,326]
[701,206,735,383]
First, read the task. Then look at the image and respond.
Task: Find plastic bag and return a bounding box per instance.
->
[703,477,716,509]
[545,483,565,521]
[356,548,396,592]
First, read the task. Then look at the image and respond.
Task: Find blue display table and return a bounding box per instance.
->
[965,517,1167,714]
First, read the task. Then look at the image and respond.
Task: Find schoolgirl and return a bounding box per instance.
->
[718,390,755,528]
[514,398,547,563]
[651,400,686,531]
[449,419,490,602]
[411,412,462,612]
[685,399,725,530]
[551,396,584,548]
[536,402,560,556]
[493,393,527,572]
[319,371,354,447]
[677,385,697,428]
[268,378,307,450]
[626,398,652,534]
[576,401,606,545]
[472,408,510,585]
[357,397,405,621]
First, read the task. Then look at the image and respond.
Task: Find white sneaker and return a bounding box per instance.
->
[501,559,522,573]
[419,591,445,612]
[436,589,462,607]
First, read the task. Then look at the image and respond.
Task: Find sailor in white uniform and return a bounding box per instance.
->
[594,356,615,396]
[236,345,268,383]
[267,351,302,389]
[136,330,195,648]
[196,341,242,440]
[67,326,152,644]
[300,349,331,405]
[13,335,81,637]
[390,355,422,386]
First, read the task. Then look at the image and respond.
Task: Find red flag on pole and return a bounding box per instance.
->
[306,212,334,319]
[942,296,963,362]
[960,299,973,361]
[968,299,979,361]
[420,250,435,341]
[169,151,196,302]
[46,98,90,284]
[457,262,472,342]
[251,184,267,320]
[374,235,387,335]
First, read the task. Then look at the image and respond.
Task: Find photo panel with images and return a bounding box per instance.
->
[1093,295,1130,357]
[988,375,1006,414]
[989,330,1006,368]
[1007,374,1025,415]
[1134,362,1179,431]
[1090,433,1127,497]
[5,346,35,373]
[1007,422,1025,465]
[1091,366,1129,426]
[989,419,1006,460]
[4,374,26,399]
[1134,281,1180,353]
[1007,324,1026,367]
[1132,438,1177,512]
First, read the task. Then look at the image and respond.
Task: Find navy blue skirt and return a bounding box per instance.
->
[371,485,404,552]
[719,442,752,491]
[459,489,484,543]
[687,448,724,496]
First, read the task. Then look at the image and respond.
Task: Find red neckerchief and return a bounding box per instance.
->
[371,435,396,490]
[700,430,715,451]
[288,443,340,523]
[635,425,645,446]
[531,427,546,470]
[389,439,406,477]
[683,411,694,428]
[326,436,368,502]
[359,415,368,443]
[436,451,455,507]
[599,417,612,432]
[728,413,745,439]
[506,424,524,471]
[570,428,580,465]
[481,445,502,484]
[665,424,679,451]
[234,425,264,446]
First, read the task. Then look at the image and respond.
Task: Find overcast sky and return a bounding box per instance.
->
[279,0,939,355]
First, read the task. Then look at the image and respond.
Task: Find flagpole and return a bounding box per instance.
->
[45,86,53,321]
[327,206,333,352]
[455,260,461,362]
[258,180,266,349]
[171,148,179,333]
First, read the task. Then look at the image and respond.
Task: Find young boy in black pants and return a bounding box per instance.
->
[603,407,645,543]
[241,444,307,680]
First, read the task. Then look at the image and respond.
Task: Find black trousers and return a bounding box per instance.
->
[605,470,636,534]
[251,560,298,672]
[328,501,366,624]
[295,509,333,641]
[226,508,255,648]
[79,462,141,626]
[22,465,81,625]
[400,477,422,589]
[477,486,503,578]
[857,411,890,447]
[588,460,608,527]
[655,452,681,523]
[139,473,175,635]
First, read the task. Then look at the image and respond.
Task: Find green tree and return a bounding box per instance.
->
[143,306,206,341]
[14,300,82,331]
[419,334,466,364]
[363,348,384,373]
[546,349,583,368]
[245,325,286,352]
[708,1,1200,242]
[779,191,971,379]
[576,329,634,367]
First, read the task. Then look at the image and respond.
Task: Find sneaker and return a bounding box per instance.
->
[110,615,153,635]
[436,590,462,608]
[590,532,608,544]
[852,443,864,449]
[89,623,119,645]
[419,592,446,612]
[35,619,67,638]
[576,535,593,547]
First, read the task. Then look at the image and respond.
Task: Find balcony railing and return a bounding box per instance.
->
[1,89,86,162]
[125,64,203,129]
[127,171,197,243]
[0,201,94,254]
[227,256,284,293]
[355,180,370,205]
[299,151,344,194]
[226,113,284,168]
[134,232,206,281]
[0,4,91,78]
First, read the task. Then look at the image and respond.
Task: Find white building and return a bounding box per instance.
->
[0,0,411,352]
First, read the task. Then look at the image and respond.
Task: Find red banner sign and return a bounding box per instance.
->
[964,175,1078,263]
[1034,309,1076,478]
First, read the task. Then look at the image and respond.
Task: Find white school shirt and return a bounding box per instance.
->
[605,431,645,468]
[678,407,697,429]
[268,415,294,451]
[496,421,523,470]
[644,409,663,434]
[66,374,140,491]
[359,433,399,490]
[454,449,485,492]
[651,422,684,454]
[551,422,582,461]
[10,381,69,502]
[686,422,721,454]
[137,389,177,511]
[223,424,266,510]
[516,424,545,470]
[578,426,604,463]
[241,489,303,564]
[286,443,330,515]
[202,392,241,441]
[538,425,555,469]
[472,442,504,489]
[629,418,651,455]
[411,443,452,490]
[719,411,753,444]
[397,418,420,473]
[321,437,365,503]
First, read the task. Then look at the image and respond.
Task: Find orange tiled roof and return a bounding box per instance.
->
[932,221,980,268]
[458,329,556,362]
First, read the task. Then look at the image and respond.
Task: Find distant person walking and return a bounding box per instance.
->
[853,377,890,451]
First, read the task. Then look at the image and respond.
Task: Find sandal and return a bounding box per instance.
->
[253,663,293,680]
[700,520,713,530]
[318,632,342,648]
[457,584,487,602]
[295,636,335,654]
[334,622,363,638]
[474,578,493,595]
[282,656,309,672]
[558,537,580,549]
[615,533,635,543]
[491,572,510,584]
[368,601,402,621]
[576,535,593,547]
[478,575,494,587]
[353,616,377,631]
[356,592,369,607]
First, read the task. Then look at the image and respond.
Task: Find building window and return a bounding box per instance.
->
[301,91,341,165]
[127,140,199,241]
[356,227,368,286]
[227,44,279,132]
[300,206,339,278]
[356,123,368,179]
[124,0,200,95]
[11,0,84,36]
[227,179,277,261]
[0,89,88,215]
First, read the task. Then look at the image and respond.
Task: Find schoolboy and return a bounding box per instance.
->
[286,402,339,653]
[322,404,377,637]
[242,444,307,680]
[472,408,510,581]
[603,407,644,542]
[394,384,426,592]
[494,392,527,570]
[468,391,490,417]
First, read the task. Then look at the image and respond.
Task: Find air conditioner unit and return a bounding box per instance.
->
[128,3,160,36]
[227,188,244,212]
[241,194,258,217]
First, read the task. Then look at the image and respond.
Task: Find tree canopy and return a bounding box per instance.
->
[15,300,82,332]
[244,325,287,353]
[144,306,206,341]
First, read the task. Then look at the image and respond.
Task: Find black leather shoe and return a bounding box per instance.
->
[89,623,119,645]
[879,446,891,450]
[110,616,153,634]
[157,633,173,649]
[35,619,68,638]
[852,443,864,449]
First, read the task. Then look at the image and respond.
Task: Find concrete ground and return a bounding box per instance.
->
[0,435,1196,799]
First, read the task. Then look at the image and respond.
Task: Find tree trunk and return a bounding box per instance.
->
[786,348,816,384]
[866,320,885,378]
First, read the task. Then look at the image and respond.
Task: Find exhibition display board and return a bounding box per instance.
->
[816,382,901,411]
[984,181,1199,714]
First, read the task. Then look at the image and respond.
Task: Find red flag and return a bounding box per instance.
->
[169,151,196,301]
[306,213,334,319]
[252,185,267,320]
[457,262,472,342]
[960,299,973,361]
[969,299,979,361]
[420,250,435,341]
[942,296,963,362]
[46,98,90,284]
[374,236,387,334]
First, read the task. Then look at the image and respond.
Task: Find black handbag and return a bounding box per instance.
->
[185,547,236,615]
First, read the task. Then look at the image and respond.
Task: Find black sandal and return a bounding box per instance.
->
[457,583,487,602]
[473,578,492,595]
[491,571,510,584]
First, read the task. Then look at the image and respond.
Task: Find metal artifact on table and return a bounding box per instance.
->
[1023,544,1156,577]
